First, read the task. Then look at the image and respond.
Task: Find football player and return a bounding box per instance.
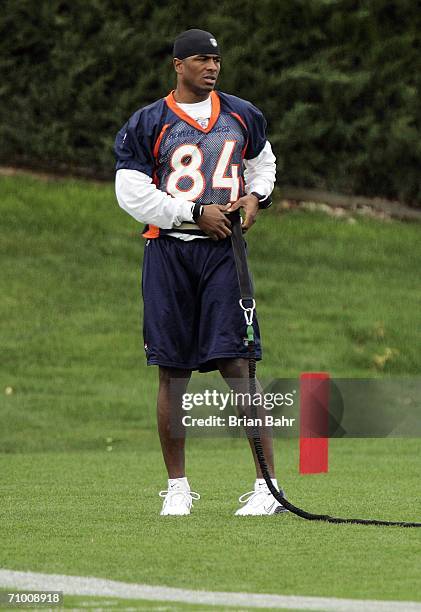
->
[115,29,287,516]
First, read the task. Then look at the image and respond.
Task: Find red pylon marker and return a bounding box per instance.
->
[299,372,329,474]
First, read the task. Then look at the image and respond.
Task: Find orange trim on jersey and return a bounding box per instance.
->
[142,224,160,239]
[230,112,247,131]
[230,112,249,158]
[164,90,221,133]
[148,125,171,239]
[153,123,170,159]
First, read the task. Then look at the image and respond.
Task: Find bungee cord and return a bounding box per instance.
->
[231,213,421,528]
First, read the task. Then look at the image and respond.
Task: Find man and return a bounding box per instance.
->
[114,29,286,516]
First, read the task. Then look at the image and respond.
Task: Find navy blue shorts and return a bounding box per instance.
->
[141,236,262,372]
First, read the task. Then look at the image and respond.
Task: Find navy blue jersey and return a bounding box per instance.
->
[114,90,268,238]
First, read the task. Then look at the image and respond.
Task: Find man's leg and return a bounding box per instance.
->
[142,238,199,514]
[157,366,201,516]
[157,366,192,478]
[216,357,274,477]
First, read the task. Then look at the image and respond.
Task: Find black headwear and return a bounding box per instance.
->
[173,29,220,59]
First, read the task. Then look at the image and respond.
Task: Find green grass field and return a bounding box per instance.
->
[1,174,420,609]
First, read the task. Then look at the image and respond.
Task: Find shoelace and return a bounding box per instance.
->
[238,489,268,505]
[159,489,201,503]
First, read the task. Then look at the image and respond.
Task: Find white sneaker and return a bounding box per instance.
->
[235,482,288,516]
[159,481,200,516]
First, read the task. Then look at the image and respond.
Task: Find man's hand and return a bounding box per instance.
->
[226,194,259,232]
[197,204,232,240]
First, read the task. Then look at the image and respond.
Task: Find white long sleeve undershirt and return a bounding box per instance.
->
[244,141,276,198]
[115,169,195,229]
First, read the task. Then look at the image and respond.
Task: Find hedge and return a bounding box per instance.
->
[1,0,420,206]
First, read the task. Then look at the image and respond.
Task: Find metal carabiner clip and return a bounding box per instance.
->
[239,298,256,326]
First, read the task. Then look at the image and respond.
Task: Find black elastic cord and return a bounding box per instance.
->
[230,211,253,299]
[230,214,421,528]
[247,340,421,527]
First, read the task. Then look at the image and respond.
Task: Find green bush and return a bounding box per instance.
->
[1,0,420,205]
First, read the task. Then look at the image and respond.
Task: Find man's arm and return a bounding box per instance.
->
[243,140,276,204]
[116,169,232,238]
[226,141,276,231]
[115,169,195,228]
[114,107,198,229]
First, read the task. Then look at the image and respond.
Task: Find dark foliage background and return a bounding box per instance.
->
[1,0,421,205]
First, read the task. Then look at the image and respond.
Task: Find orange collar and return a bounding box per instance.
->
[164,90,220,133]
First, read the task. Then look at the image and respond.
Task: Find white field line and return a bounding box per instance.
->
[0,569,420,611]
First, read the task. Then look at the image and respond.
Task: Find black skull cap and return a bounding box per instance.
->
[173,29,220,59]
